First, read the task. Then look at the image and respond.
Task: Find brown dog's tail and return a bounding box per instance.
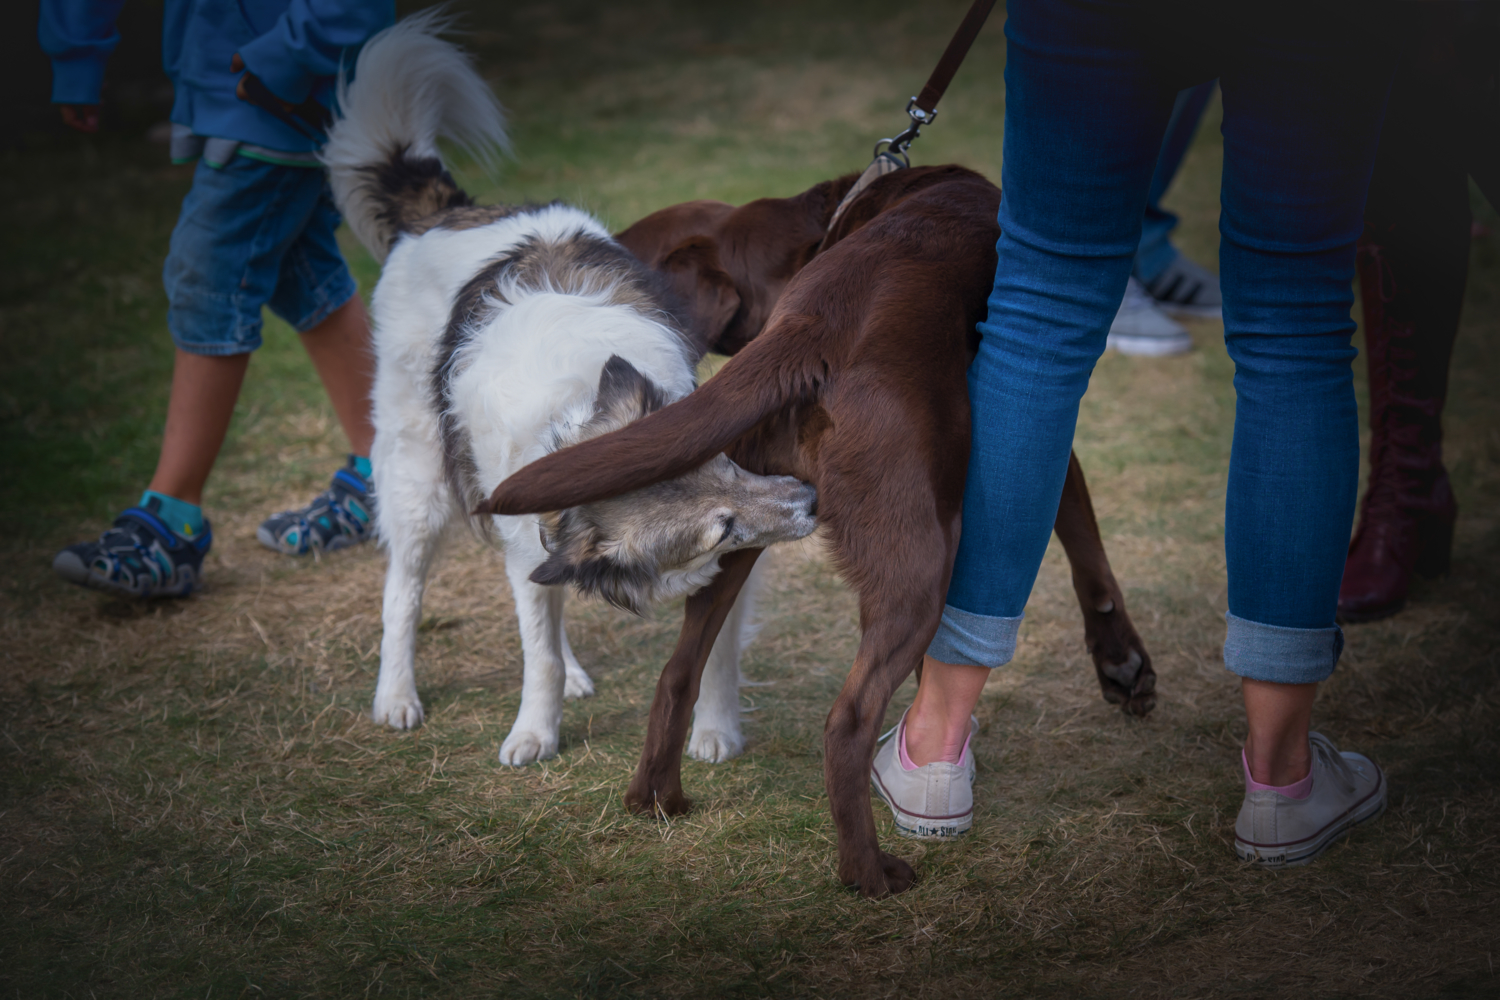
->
[478,324,822,515]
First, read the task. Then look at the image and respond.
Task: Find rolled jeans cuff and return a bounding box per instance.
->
[1222,611,1344,684]
[926,605,1024,668]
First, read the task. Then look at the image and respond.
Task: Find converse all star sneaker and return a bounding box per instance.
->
[1234,731,1387,868]
[870,710,977,840]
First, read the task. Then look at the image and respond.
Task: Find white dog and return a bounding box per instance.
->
[319,15,816,765]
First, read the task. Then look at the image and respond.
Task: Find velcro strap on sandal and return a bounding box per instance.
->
[116,507,184,549]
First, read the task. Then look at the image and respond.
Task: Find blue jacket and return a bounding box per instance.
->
[39,0,395,152]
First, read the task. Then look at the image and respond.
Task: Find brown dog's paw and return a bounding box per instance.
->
[1122,658,1156,717]
[839,850,918,898]
[1086,608,1157,717]
[1094,647,1157,716]
[624,778,692,818]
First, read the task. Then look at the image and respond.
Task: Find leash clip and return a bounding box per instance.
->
[873,97,938,163]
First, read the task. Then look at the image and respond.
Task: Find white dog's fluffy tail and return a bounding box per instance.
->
[320,10,509,262]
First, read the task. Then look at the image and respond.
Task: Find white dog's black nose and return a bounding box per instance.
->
[799,483,818,517]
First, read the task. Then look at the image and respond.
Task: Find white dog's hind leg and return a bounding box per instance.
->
[687,559,765,762]
[499,546,569,765]
[372,446,451,730]
[558,607,595,700]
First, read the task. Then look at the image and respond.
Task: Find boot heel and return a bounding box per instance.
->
[1414,512,1454,578]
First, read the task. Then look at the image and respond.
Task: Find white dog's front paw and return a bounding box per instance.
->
[563,663,595,700]
[498,726,559,766]
[372,688,425,730]
[687,725,745,763]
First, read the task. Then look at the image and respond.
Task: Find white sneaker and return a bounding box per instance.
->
[1107,278,1192,356]
[870,711,977,840]
[1234,732,1387,868]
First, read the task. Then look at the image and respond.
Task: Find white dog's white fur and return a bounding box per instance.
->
[321,14,763,765]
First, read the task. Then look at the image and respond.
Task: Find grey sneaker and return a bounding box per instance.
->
[1107,278,1192,356]
[1141,253,1222,320]
[871,711,977,840]
[1234,732,1386,868]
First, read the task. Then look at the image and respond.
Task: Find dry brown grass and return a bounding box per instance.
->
[4,1,1500,997]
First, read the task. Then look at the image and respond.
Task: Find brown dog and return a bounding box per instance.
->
[481,165,1155,896]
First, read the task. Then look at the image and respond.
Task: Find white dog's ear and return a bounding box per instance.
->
[527,523,647,614]
[529,508,594,588]
[529,548,577,587]
[587,355,667,433]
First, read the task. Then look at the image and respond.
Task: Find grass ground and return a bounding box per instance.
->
[3,2,1499,997]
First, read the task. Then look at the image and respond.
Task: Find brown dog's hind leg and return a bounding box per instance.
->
[826,599,944,898]
[823,492,957,898]
[1053,451,1156,716]
[624,547,763,818]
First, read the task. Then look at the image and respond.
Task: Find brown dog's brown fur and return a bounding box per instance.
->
[617,177,857,359]
[481,165,1155,896]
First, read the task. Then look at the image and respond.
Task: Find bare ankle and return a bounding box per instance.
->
[902,704,969,767]
[1240,678,1318,786]
[1243,738,1312,787]
[904,656,989,766]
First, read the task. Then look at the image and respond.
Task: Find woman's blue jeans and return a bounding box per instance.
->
[927,1,1397,685]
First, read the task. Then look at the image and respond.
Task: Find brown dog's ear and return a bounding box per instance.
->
[657,237,741,357]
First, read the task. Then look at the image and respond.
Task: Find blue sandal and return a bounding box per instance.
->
[53,506,212,598]
[257,455,375,555]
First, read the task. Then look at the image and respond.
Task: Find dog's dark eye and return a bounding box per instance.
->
[716,516,735,547]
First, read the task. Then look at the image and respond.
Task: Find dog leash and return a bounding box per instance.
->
[827,0,997,228]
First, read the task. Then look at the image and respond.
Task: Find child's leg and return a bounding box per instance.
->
[146,350,251,505]
[299,294,375,458]
[53,156,333,598]
[256,178,377,556]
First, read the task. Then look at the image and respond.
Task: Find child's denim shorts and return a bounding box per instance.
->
[163,155,358,356]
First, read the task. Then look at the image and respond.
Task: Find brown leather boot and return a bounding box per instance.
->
[1339,238,1459,623]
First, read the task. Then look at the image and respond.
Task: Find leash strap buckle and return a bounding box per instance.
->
[873,97,939,163]
[906,97,939,128]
